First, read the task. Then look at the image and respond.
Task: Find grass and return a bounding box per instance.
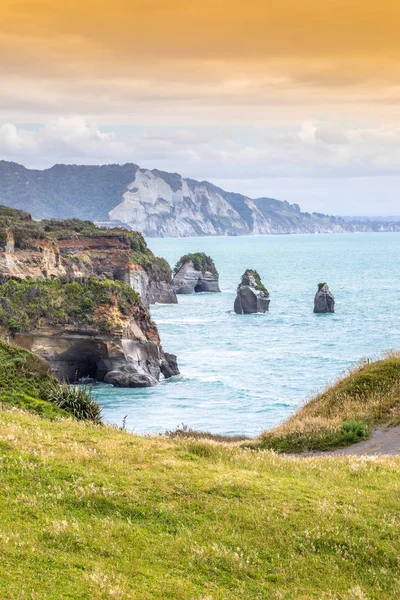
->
[0,343,399,597]
[0,339,102,423]
[250,353,400,453]
[0,339,66,419]
[0,409,399,599]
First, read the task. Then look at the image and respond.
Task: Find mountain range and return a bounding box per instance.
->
[0,160,399,237]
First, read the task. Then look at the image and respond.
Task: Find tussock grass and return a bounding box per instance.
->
[251,352,400,453]
[165,423,250,443]
[0,408,399,598]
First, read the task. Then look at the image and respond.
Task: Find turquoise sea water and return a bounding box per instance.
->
[96,233,400,436]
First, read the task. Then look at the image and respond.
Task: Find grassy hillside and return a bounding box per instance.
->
[0,343,399,597]
[251,353,400,453]
[0,410,399,599]
[0,339,66,418]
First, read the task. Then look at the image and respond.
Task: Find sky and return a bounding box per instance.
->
[1,0,400,215]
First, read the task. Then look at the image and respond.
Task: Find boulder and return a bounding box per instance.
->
[234,270,270,314]
[160,352,180,379]
[104,370,155,388]
[314,283,335,313]
[173,253,220,294]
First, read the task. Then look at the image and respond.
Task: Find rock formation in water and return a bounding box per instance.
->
[3,160,398,237]
[173,253,221,294]
[314,283,335,313]
[234,270,270,314]
[0,206,177,307]
[0,277,179,387]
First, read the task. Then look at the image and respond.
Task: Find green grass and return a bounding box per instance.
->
[0,409,399,599]
[0,339,67,418]
[251,354,400,453]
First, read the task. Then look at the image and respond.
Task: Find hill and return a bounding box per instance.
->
[3,160,399,237]
[250,353,400,453]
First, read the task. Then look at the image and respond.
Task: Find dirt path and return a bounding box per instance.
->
[326,424,400,456]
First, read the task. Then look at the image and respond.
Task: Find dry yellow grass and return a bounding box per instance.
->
[251,353,400,452]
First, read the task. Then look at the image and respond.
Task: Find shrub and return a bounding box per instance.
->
[44,383,102,424]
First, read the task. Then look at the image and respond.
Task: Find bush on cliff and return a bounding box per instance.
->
[239,269,269,294]
[249,353,400,452]
[0,339,102,422]
[173,252,218,275]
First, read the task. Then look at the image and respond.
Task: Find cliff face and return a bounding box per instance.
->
[0,278,179,387]
[1,161,400,237]
[0,208,177,306]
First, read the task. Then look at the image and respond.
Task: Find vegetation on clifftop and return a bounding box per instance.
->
[240,269,269,295]
[250,353,400,452]
[0,277,157,337]
[174,252,218,275]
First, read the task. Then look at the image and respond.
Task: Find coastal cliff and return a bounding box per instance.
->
[0,278,178,386]
[2,160,399,237]
[0,206,177,306]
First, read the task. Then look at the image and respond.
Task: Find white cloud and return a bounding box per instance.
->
[1,117,400,214]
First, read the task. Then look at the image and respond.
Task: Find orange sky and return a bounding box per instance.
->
[2,1,400,89]
[1,1,400,214]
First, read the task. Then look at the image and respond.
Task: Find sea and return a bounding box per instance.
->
[96,233,400,436]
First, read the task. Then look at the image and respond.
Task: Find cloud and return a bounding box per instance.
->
[0,118,129,164]
[2,118,400,182]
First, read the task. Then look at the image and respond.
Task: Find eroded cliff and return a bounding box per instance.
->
[0,278,179,387]
[0,207,177,306]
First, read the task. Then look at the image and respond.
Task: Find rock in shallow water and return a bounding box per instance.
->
[234,270,270,314]
[104,370,156,388]
[314,283,335,313]
[173,254,220,294]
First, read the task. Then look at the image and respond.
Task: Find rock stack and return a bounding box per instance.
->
[234,270,270,314]
[314,283,335,313]
[173,253,221,294]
